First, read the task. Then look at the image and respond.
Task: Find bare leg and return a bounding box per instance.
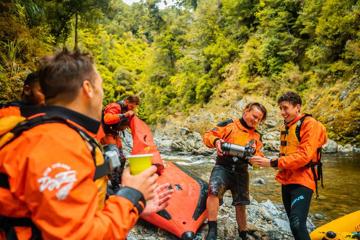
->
[235,205,247,231]
[207,194,220,221]
[206,194,220,240]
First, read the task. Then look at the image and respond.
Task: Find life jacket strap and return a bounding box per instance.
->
[0,173,9,189]
[0,216,41,240]
[305,147,324,198]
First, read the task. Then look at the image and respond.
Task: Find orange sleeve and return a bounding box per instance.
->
[254,135,264,157]
[278,118,320,170]
[83,195,141,240]
[203,125,231,148]
[7,128,140,240]
[103,103,122,125]
[0,106,20,118]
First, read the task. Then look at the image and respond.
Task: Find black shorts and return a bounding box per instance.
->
[208,164,250,206]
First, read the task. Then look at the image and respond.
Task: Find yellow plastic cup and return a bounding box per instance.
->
[127,154,153,175]
[252,165,260,170]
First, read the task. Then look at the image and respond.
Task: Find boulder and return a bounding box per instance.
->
[338,144,353,153]
[323,139,338,153]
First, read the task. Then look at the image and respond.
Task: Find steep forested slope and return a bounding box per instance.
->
[0,0,359,143]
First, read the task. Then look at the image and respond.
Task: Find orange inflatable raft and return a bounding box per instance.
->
[130,116,208,239]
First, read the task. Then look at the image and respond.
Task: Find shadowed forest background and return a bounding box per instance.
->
[0,0,359,145]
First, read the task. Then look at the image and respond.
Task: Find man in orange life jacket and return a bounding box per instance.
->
[0,50,169,239]
[100,95,140,192]
[101,95,139,147]
[250,91,327,240]
[0,71,45,118]
[203,102,267,240]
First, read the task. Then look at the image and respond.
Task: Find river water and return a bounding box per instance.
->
[164,152,360,227]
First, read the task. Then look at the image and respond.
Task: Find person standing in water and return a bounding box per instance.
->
[203,102,267,240]
[250,91,327,240]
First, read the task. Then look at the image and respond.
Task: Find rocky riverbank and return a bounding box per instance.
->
[128,193,315,240]
[121,125,320,240]
[121,100,358,239]
[152,109,359,155]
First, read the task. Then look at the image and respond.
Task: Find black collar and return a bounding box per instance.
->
[117,100,128,113]
[240,117,254,130]
[20,105,100,134]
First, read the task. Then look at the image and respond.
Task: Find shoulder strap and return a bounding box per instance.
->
[295,114,312,142]
[0,115,106,189]
[297,114,326,198]
[0,116,75,150]
[216,118,233,127]
[0,101,22,108]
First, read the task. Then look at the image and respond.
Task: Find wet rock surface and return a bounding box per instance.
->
[128,194,315,239]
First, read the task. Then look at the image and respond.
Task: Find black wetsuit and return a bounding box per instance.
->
[282,184,313,240]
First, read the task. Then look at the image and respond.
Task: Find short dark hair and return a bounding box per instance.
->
[22,72,41,103]
[277,91,302,106]
[244,102,267,122]
[38,49,96,103]
[24,71,39,86]
[125,95,140,105]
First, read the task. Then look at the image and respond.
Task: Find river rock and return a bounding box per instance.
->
[323,139,338,153]
[263,140,280,152]
[179,127,191,135]
[262,131,280,141]
[259,200,281,217]
[338,144,353,153]
[273,218,291,232]
[264,120,278,128]
[314,213,325,220]
[354,147,360,153]
[235,99,247,111]
[253,177,266,185]
[166,128,213,155]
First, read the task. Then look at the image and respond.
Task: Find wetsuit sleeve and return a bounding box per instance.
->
[203,125,231,148]
[8,129,141,240]
[103,103,122,125]
[277,118,320,170]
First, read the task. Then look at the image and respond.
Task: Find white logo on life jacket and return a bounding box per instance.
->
[38,163,77,200]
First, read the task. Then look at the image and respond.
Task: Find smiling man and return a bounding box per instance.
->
[0,50,164,239]
[250,91,327,240]
[203,102,267,240]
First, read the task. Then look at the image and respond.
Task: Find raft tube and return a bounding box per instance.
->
[130,116,208,239]
[310,210,360,240]
[141,161,208,239]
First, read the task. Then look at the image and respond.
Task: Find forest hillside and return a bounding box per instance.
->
[0,0,359,144]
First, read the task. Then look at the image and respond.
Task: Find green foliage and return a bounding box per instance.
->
[304,77,360,144]
[0,1,52,102]
[0,0,359,143]
[71,27,149,105]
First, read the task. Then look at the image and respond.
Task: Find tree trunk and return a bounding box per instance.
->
[74,12,79,51]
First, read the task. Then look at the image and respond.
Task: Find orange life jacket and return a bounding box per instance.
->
[0,103,21,118]
[203,118,263,168]
[277,114,327,196]
[0,110,138,240]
